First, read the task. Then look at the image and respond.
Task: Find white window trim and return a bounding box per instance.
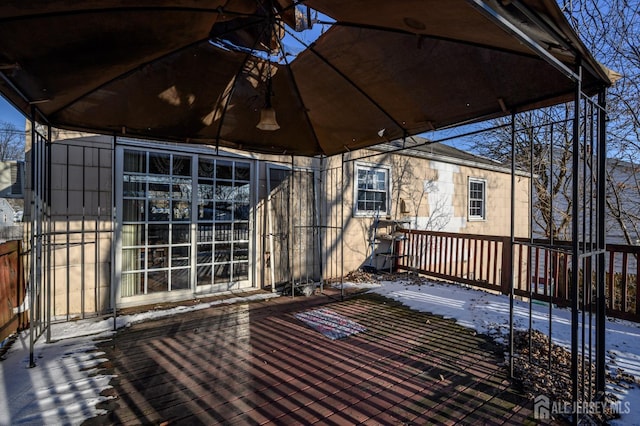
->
[468,177,487,221]
[353,162,391,217]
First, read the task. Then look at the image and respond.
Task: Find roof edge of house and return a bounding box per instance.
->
[371,142,531,177]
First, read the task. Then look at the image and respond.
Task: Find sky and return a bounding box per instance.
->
[0,96,26,130]
[1,279,638,425]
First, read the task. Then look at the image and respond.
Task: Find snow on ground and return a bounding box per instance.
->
[0,281,639,425]
[353,278,640,426]
[0,292,278,426]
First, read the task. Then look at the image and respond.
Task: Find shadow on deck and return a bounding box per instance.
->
[87,290,537,425]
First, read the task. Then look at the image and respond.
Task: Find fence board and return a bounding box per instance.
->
[0,240,26,342]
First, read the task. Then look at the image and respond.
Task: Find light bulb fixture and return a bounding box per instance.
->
[256,1,280,132]
[256,75,280,132]
[257,105,280,131]
[256,74,280,131]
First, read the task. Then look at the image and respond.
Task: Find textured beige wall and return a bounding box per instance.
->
[24,130,114,317]
[318,150,531,276]
[25,127,531,310]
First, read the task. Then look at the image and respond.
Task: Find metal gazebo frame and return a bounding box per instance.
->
[5,1,612,424]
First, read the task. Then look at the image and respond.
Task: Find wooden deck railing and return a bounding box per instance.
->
[395,229,640,323]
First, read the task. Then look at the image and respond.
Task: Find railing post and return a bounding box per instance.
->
[393,236,401,271]
[501,237,513,295]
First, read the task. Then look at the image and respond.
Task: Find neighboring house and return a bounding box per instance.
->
[0,160,24,199]
[0,161,24,241]
[22,130,529,316]
[0,198,14,227]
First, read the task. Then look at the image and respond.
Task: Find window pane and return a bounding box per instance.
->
[198,182,214,200]
[172,224,190,244]
[172,179,192,200]
[148,270,168,293]
[215,202,233,221]
[376,171,386,189]
[357,169,367,189]
[148,247,168,269]
[171,269,190,290]
[197,266,212,286]
[122,224,144,247]
[149,182,170,199]
[121,272,143,297]
[123,176,146,197]
[235,163,250,181]
[233,243,249,260]
[173,155,191,177]
[149,153,171,175]
[123,199,145,222]
[214,243,231,262]
[122,248,144,272]
[234,182,250,202]
[149,199,170,221]
[149,224,170,245]
[234,203,250,221]
[234,263,249,281]
[198,158,215,177]
[234,223,249,241]
[171,246,190,266]
[216,181,233,200]
[197,243,213,263]
[124,151,146,173]
[215,223,232,241]
[197,225,214,242]
[214,264,231,283]
[198,201,214,220]
[216,160,232,180]
[172,200,190,221]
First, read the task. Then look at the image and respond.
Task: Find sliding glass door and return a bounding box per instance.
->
[195,158,251,293]
[118,147,252,302]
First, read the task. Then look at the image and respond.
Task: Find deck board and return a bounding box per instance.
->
[88,291,536,425]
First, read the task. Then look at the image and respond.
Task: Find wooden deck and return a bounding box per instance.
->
[88,291,537,425]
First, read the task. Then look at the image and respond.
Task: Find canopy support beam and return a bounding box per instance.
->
[466,0,580,82]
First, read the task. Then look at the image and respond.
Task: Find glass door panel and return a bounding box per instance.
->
[120,151,252,298]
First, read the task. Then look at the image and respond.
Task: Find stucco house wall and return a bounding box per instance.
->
[23,129,530,315]
[24,131,113,317]
[322,147,530,274]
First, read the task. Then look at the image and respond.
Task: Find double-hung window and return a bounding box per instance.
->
[468,177,486,220]
[355,163,390,216]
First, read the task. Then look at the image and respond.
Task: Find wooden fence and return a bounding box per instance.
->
[395,229,640,323]
[0,240,26,342]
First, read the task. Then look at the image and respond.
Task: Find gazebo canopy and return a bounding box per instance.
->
[0,0,612,156]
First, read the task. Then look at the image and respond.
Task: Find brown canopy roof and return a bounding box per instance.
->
[0,0,612,156]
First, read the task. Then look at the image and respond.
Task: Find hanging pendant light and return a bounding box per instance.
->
[257,1,280,131]
[256,73,280,131]
[257,105,280,131]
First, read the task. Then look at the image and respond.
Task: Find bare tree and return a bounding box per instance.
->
[471,107,575,240]
[469,1,640,244]
[562,0,640,244]
[0,121,24,161]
